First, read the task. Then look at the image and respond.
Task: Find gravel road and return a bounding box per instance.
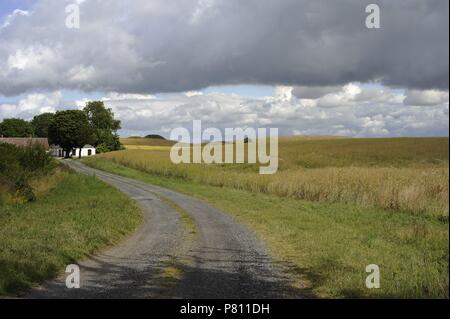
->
[27,160,308,299]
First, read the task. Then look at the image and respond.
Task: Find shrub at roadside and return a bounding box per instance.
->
[0,143,55,201]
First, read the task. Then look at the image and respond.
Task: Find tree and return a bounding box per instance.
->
[48,110,93,158]
[95,130,122,153]
[83,101,122,152]
[31,113,55,138]
[0,118,34,137]
[84,101,121,131]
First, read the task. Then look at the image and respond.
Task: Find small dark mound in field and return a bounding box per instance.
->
[145,134,166,140]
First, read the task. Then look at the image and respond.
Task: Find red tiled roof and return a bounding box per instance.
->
[0,137,50,150]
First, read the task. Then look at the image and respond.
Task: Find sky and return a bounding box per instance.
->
[0,0,448,138]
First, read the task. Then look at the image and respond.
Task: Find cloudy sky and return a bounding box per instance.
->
[0,0,448,137]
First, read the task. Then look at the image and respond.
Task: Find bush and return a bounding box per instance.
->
[0,143,54,201]
[18,144,54,174]
[95,143,110,154]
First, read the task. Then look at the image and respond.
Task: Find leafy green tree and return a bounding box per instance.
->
[0,118,34,137]
[95,130,122,153]
[48,110,93,158]
[83,101,122,152]
[84,101,121,131]
[31,113,55,138]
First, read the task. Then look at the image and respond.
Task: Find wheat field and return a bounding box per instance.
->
[99,137,449,217]
[86,136,449,298]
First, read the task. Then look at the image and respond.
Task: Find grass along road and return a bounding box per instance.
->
[32,160,303,299]
[83,157,449,298]
[0,168,142,296]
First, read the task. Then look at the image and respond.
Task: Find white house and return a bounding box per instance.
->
[50,145,96,158]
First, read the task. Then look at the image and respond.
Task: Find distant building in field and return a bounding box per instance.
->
[50,145,96,158]
[0,137,50,150]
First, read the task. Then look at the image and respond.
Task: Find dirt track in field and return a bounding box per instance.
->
[27,160,309,299]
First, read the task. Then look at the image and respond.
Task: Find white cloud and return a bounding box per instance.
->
[316,83,362,108]
[190,0,218,24]
[6,46,57,72]
[68,65,96,84]
[102,92,156,101]
[1,85,448,138]
[185,91,204,97]
[80,84,448,138]
[404,89,449,106]
[273,86,293,102]
[0,9,29,29]
[292,86,341,100]
[0,91,62,119]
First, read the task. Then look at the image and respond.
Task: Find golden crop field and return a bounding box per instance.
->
[101,137,449,217]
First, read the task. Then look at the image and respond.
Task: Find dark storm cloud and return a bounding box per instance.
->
[0,0,448,96]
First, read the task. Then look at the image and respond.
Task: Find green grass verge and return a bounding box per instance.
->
[83,157,449,298]
[0,170,142,296]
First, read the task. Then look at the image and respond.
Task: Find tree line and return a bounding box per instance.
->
[0,101,122,157]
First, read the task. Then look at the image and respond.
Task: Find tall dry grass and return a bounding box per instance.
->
[99,137,449,217]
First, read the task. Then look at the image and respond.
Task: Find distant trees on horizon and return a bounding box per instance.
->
[0,118,34,138]
[0,101,122,156]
